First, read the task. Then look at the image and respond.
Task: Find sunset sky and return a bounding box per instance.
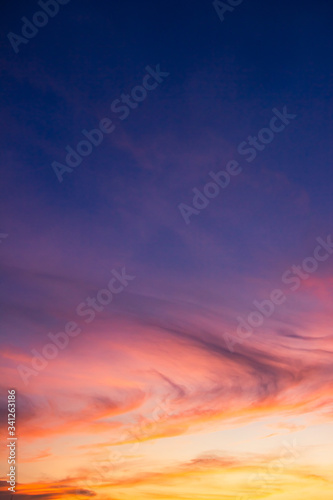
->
[1,0,333,499]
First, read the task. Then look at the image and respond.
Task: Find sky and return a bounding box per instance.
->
[1,0,333,499]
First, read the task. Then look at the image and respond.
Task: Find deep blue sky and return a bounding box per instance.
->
[1,0,333,192]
